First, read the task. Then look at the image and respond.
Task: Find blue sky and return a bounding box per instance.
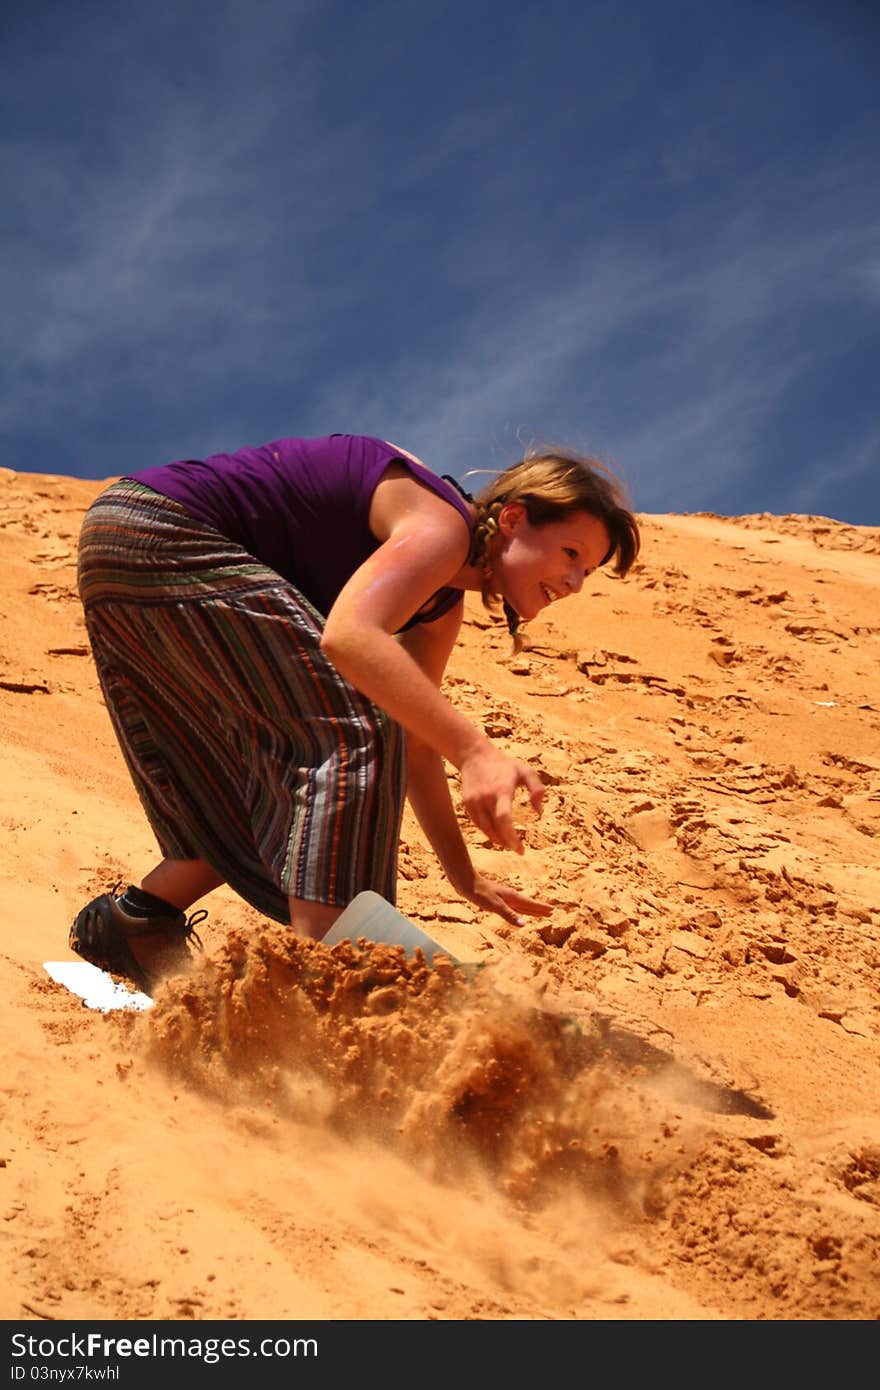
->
[3,0,878,522]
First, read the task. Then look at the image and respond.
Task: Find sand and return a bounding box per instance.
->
[1,466,879,1322]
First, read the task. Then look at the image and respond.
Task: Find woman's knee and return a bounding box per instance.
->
[288,897,343,942]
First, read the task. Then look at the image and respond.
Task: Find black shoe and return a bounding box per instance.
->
[69,890,206,995]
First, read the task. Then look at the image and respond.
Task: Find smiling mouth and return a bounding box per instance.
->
[540,583,561,604]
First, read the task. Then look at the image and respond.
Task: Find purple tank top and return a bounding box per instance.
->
[130,434,473,625]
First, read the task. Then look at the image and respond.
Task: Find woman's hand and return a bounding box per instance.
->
[456,871,553,927]
[458,744,546,854]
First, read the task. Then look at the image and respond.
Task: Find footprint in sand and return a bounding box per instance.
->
[625,806,676,852]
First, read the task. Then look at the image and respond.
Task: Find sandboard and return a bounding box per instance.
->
[321,890,472,964]
[43,959,155,1012]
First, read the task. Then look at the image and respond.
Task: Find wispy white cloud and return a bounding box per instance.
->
[296,154,879,515]
[790,426,880,520]
[1,0,877,522]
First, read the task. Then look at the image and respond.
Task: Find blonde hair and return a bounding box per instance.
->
[462,451,640,641]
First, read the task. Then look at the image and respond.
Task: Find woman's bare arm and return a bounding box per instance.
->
[320,470,544,852]
[398,610,551,924]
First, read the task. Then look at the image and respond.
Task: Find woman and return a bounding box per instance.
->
[70,434,640,992]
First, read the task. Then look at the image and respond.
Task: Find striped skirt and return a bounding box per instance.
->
[77,480,406,922]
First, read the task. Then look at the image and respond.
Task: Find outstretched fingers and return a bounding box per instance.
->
[520,762,546,815]
[497,885,553,918]
[460,748,547,852]
[464,875,553,927]
[493,763,546,852]
[492,790,523,854]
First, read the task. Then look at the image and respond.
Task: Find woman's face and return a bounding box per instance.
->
[493,505,612,623]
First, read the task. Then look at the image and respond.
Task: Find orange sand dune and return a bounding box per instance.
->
[2,467,879,1321]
